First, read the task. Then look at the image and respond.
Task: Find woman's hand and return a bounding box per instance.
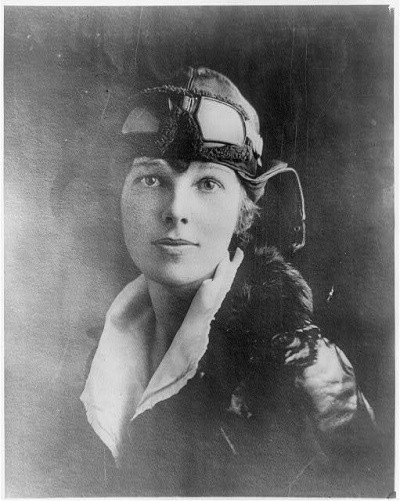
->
[187,248,244,317]
[151,248,244,394]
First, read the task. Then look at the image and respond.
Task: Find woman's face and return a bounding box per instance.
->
[121,158,242,290]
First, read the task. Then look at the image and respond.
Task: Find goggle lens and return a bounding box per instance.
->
[122,106,160,134]
[195,98,246,146]
[123,96,247,147]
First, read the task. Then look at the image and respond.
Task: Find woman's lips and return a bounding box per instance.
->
[152,238,199,255]
[152,238,198,246]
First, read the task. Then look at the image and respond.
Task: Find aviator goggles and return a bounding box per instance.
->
[122,88,263,177]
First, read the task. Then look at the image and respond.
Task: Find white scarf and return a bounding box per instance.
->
[80,274,225,461]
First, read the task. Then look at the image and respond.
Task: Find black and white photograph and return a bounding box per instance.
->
[4,2,395,497]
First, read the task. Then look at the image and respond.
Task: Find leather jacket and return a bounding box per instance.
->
[80,247,384,496]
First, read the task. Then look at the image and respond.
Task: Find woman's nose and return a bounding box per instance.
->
[162,187,190,225]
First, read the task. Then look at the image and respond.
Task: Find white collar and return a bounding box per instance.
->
[80,274,216,461]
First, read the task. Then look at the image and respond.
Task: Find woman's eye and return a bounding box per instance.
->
[140,175,160,187]
[197,178,222,192]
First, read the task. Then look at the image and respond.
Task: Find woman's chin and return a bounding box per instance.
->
[143,265,215,292]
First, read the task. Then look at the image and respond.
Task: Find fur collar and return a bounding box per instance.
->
[216,246,313,342]
[199,247,314,414]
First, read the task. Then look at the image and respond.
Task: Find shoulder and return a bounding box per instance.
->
[208,246,317,396]
[217,246,313,340]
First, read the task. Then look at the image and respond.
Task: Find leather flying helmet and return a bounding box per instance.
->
[122,66,305,250]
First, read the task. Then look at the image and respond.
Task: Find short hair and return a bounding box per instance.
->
[235,183,260,240]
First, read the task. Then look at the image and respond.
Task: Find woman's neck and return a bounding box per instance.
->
[146,278,201,371]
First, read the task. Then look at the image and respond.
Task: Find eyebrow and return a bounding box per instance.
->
[198,163,236,176]
[131,158,172,176]
[132,157,168,168]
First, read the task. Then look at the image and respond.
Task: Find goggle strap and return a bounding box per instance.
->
[246,126,263,158]
[263,163,306,252]
[139,85,250,120]
[181,95,197,113]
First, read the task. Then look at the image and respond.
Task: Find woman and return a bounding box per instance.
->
[81,67,379,496]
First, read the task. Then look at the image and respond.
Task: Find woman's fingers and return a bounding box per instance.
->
[197,248,244,310]
[213,248,243,279]
[231,247,244,269]
[187,248,244,315]
[213,248,244,288]
[211,251,231,282]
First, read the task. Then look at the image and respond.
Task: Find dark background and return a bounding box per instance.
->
[4,5,394,497]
